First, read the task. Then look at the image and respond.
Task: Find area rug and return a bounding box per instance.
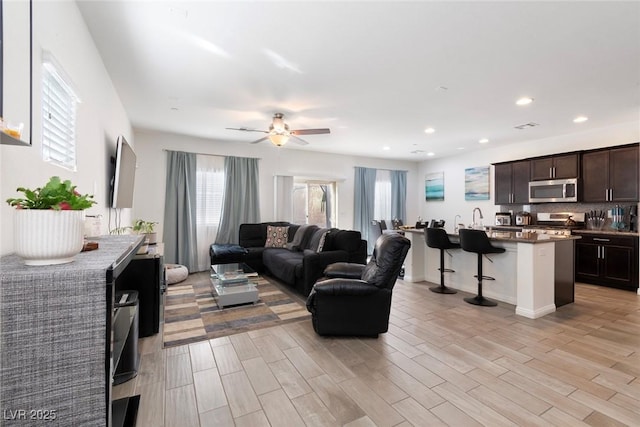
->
[163,272,311,348]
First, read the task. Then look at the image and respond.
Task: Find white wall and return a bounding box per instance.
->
[2,2,637,256]
[418,121,640,232]
[132,129,420,242]
[0,1,132,255]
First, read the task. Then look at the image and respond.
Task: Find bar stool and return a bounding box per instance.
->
[459,229,505,306]
[425,227,460,294]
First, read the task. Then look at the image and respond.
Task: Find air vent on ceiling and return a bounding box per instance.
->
[514,122,540,130]
[410,150,426,154]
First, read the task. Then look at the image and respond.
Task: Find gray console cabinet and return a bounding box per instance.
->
[0,235,143,426]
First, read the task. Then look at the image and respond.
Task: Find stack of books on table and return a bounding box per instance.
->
[212,270,249,286]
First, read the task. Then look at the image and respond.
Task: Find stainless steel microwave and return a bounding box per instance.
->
[529,178,578,203]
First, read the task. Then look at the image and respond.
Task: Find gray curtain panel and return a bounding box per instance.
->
[163,151,199,272]
[215,156,261,244]
[354,166,377,254]
[391,170,407,223]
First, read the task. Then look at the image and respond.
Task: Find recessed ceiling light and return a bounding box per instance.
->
[478,138,489,144]
[383,146,390,151]
[516,97,534,106]
[427,152,435,156]
[457,147,465,150]
[424,127,435,134]
[573,116,588,123]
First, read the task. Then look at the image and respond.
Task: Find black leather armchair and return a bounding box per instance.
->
[306,233,411,337]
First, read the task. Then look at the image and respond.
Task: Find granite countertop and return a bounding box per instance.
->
[403,228,580,243]
[571,229,639,237]
[482,231,581,243]
[490,225,524,232]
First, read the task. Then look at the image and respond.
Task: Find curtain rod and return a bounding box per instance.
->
[355,166,409,172]
[162,149,261,159]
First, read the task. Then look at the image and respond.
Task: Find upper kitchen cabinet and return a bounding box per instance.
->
[494,160,530,204]
[530,153,579,181]
[582,144,639,202]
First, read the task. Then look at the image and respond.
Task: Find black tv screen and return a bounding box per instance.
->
[110,135,136,209]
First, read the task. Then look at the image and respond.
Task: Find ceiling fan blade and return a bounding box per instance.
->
[290,135,309,146]
[250,136,269,144]
[226,127,268,133]
[290,128,330,135]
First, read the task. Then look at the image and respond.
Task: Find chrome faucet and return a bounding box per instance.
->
[454,214,462,233]
[472,207,484,229]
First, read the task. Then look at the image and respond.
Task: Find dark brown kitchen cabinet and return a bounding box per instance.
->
[530,153,579,181]
[494,160,530,204]
[582,144,639,202]
[575,233,638,291]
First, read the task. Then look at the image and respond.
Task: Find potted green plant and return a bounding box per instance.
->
[132,219,158,245]
[6,176,96,265]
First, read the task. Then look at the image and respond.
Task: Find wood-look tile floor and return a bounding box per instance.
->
[113,280,640,426]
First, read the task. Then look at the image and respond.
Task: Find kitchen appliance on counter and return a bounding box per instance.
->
[630,205,638,232]
[429,219,445,228]
[522,212,585,236]
[495,212,512,226]
[529,178,578,203]
[515,212,531,226]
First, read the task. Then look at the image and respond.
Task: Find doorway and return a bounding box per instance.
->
[292,180,336,228]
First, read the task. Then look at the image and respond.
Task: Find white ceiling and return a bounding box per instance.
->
[77,1,640,161]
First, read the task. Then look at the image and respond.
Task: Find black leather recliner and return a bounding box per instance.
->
[305,233,411,337]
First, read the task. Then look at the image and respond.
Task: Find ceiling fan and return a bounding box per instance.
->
[226,113,330,147]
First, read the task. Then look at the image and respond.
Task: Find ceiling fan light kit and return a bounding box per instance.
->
[227,113,330,147]
[268,133,290,146]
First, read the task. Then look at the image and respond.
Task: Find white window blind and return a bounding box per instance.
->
[196,155,225,226]
[195,154,225,271]
[374,169,392,220]
[41,57,78,171]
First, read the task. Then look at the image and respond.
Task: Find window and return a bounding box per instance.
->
[196,155,225,226]
[41,55,79,170]
[292,180,337,228]
[195,154,225,271]
[374,169,391,220]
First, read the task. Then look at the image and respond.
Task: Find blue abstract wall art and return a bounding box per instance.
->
[425,172,444,201]
[465,166,490,200]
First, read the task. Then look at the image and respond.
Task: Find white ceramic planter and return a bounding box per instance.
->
[14,209,85,265]
[145,232,157,245]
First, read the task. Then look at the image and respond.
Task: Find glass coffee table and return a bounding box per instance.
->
[210,263,259,308]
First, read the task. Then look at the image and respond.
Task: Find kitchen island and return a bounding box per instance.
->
[403,228,580,319]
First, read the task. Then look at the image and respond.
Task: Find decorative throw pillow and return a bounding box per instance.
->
[317,231,328,252]
[308,228,330,252]
[286,224,310,251]
[265,225,289,248]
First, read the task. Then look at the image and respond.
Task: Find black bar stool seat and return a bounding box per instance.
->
[459,229,505,306]
[425,227,460,294]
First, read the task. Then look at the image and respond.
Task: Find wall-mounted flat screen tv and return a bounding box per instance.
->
[110,135,136,209]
